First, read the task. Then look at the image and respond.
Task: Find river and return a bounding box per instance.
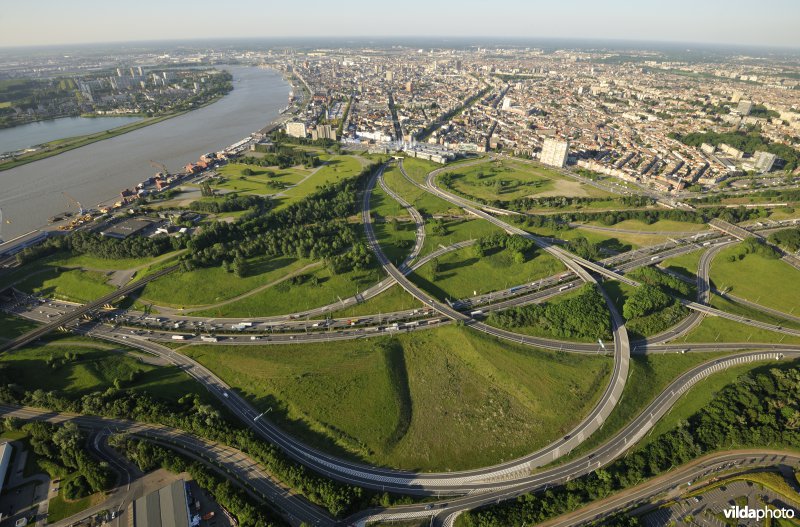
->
[0,116,143,155]
[0,66,289,241]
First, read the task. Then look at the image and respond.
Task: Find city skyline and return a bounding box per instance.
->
[2,0,799,49]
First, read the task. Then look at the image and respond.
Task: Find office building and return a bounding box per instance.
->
[540,138,570,168]
[737,100,753,115]
[286,121,307,139]
[753,151,777,172]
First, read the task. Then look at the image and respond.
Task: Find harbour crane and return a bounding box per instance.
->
[62,192,86,215]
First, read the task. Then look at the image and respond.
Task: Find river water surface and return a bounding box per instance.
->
[0,66,289,241]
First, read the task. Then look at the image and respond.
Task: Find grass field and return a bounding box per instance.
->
[661,249,703,279]
[14,267,114,303]
[0,337,216,404]
[709,243,800,314]
[528,224,670,252]
[211,163,309,195]
[419,218,501,257]
[441,159,614,202]
[408,244,564,301]
[47,474,106,522]
[586,219,709,233]
[399,157,439,185]
[674,315,800,345]
[140,256,310,308]
[383,164,459,216]
[189,264,387,317]
[273,155,367,211]
[0,312,39,340]
[562,352,732,460]
[181,326,611,471]
[330,286,423,318]
[370,184,419,265]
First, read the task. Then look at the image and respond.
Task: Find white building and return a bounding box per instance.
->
[540,138,570,168]
[286,122,307,139]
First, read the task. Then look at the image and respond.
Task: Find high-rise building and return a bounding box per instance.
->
[385,71,394,82]
[540,138,570,168]
[737,100,753,115]
[312,124,337,141]
[502,97,512,110]
[753,151,777,173]
[286,122,307,139]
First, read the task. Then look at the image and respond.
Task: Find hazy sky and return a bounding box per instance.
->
[2,0,799,48]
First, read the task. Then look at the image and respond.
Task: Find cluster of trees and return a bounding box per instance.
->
[188,194,270,214]
[16,229,179,265]
[488,285,612,340]
[457,363,800,526]
[735,236,781,260]
[566,236,603,261]
[238,145,320,169]
[109,437,286,527]
[622,267,690,338]
[768,228,800,253]
[183,167,377,277]
[6,420,114,498]
[473,233,536,264]
[672,130,799,172]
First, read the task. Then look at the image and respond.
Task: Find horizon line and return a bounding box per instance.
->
[2,35,800,53]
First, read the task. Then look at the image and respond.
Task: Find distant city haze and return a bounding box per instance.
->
[2,0,799,48]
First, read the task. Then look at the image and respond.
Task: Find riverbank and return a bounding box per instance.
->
[0,91,229,173]
[0,66,290,240]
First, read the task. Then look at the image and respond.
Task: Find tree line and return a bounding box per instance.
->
[16,229,179,265]
[457,363,800,526]
[188,193,270,214]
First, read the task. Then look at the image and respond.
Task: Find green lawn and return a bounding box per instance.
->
[46,252,157,271]
[140,256,310,308]
[441,159,614,202]
[419,218,501,257]
[661,249,704,279]
[14,267,114,303]
[562,352,732,460]
[189,264,386,317]
[710,243,800,315]
[181,326,611,471]
[47,473,105,522]
[213,163,309,195]
[674,315,800,345]
[383,164,459,216]
[587,219,709,233]
[329,286,423,318]
[528,224,670,252]
[0,336,217,404]
[408,245,564,301]
[399,157,439,185]
[0,312,39,340]
[370,184,419,265]
[273,155,367,211]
